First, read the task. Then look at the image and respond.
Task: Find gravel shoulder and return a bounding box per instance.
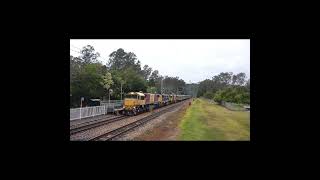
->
[120,99,192,141]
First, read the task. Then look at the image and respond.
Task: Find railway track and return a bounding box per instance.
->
[89,100,188,141]
[70,115,128,135]
[70,114,120,128]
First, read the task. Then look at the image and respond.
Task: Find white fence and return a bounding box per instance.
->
[70,106,105,121]
[70,100,123,121]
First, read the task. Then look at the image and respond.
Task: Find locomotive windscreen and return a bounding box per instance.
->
[126,95,137,99]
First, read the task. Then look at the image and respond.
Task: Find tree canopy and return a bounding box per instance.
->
[197,72,250,104]
[70,46,191,107]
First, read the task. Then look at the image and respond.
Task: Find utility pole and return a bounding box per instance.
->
[120,83,122,100]
[80,97,84,120]
[109,89,113,107]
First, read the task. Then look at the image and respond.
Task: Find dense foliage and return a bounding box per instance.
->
[70,46,190,107]
[197,72,250,104]
[213,86,250,104]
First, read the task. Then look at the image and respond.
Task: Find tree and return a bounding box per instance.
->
[203,91,215,99]
[213,72,233,87]
[109,66,147,97]
[232,72,246,86]
[232,74,238,85]
[213,86,250,104]
[246,78,250,91]
[142,65,152,80]
[149,70,160,87]
[108,48,142,74]
[197,79,214,97]
[70,49,110,107]
[149,70,160,81]
[135,60,142,75]
[161,76,186,94]
[80,45,101,64]
[100,72,114,91]
[71,63,106,107]
[198,72,249,104]
[108,48,127,70]
[70,55,82,84]
[108,71,126,100]
[147,86,157,93]
[213,90,223,103]
[106,48,147,98]
[123,67,147,92]
[100,72,114,101]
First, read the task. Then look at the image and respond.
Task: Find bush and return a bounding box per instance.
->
[203,91,215,99]
[213,86,249,104]
[213,90,223,103]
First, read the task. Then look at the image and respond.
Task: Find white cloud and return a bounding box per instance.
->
[70,39,250,83]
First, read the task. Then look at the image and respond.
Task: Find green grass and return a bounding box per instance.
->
[178,98,250,140]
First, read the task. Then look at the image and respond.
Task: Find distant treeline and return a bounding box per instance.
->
[197,72,250,104]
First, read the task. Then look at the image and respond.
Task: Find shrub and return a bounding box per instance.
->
[203,91,215,99]
[213,86,250,104]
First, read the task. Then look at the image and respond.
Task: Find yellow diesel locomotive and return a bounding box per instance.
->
[122,91,190,116]
[123,92,145,116]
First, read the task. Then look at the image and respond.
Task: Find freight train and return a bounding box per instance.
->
[122,92,191,116]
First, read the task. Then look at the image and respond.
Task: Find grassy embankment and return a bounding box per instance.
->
[178,98,250,140]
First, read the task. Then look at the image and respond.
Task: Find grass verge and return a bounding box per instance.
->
[178,98,250,140]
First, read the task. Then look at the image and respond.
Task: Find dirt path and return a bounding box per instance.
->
[134,99,192,140]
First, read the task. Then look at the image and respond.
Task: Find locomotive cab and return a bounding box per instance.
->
[123,92,145,115]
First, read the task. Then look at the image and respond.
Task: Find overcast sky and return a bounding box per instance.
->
[70,39,250,83]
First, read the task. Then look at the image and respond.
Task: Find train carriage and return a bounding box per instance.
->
[176,95,191,101]
[169,95,173,104]
[144,93,155,111]
[159,94,163,106]
[172,94,177,103]
[122,91,191,116]
[154,94,162,108]
[168,94,177,104]
[162,94,169,105]
[176,95,182,101]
